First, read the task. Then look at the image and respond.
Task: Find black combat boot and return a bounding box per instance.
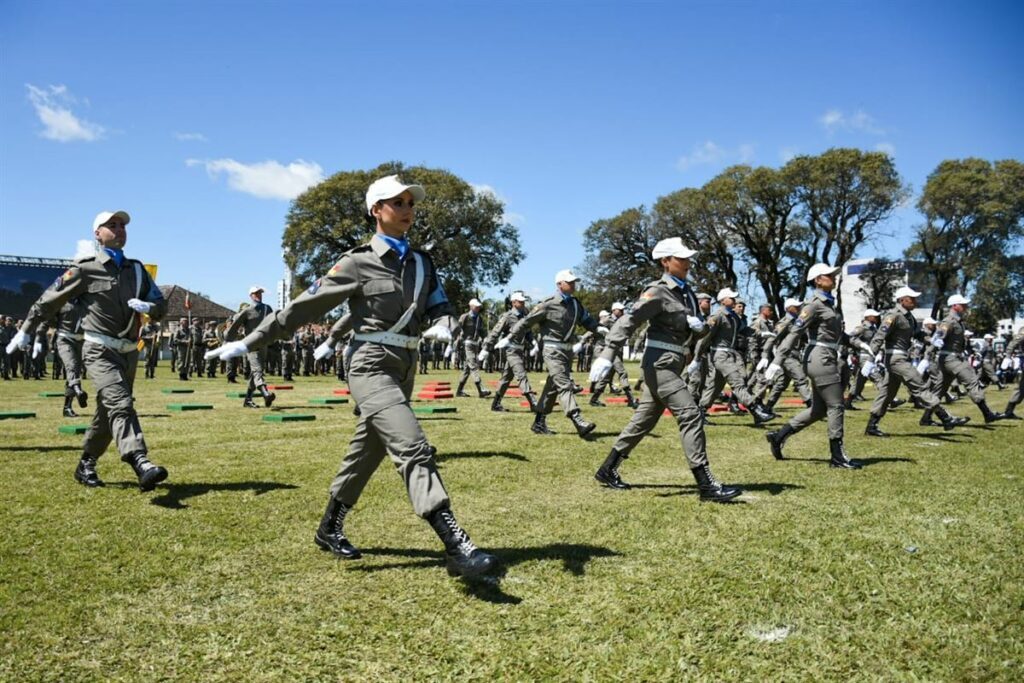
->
[456,380,470,397]
[843,395,860,410]
[531,411,554,435]
[1004,401,1021,420]
[728,394,742,414]
[595,448,630,490]
[242,387,258,408]
[568,409,596,439]
[691,463,742,503]
[589,387,606,407]
[804,398,813,408]
[918,407,939,427]
[314,497,361,559]
[765,423,794,460]
[828,439,863,469]
[259,384,276,408]
[72,384,88,409]
[62,394,78,418]
[475,382,491,398]
[73,453,104,487]
[524,392,539,413]
[750,399,776,426]
[889,397,906,409]
[864,413,887,437]
[622,385,639,409]
[121,452,168,491]
[933,405,969,430]
[226,372,238,384]
[490,394,505,412]
[427,507,498,578]
[979,400,1005,424]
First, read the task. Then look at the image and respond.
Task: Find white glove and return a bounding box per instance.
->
[597,325,610,335]
[422,324,452,343]
[764,362,783,382]
[860,360,877,378]
[931,335,944,349]
[572,342,583,354]
[127,298,152,313]
[756,357,769,372]
[443,344,452,359]
[686,315,705,332]
[206,340,248,361]
[529,345,537,358]
[32,341,43,359]
[6,330,30,354]
[495,337,511,350]
[313,340,335,361]
[874,351,883,363]
[589,357,613,383]
[916,359,930,374]
[477,349,489,362]
[686,360,701,376]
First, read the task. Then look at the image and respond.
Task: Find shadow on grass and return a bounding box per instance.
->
[0,445,81,453]
[350,543,621,605]
[144,481,300,510]
[784,456,916,466]
[654,481,804,498]
[137,413,171,418]
[887,432,975,442]
[437,450,529,463]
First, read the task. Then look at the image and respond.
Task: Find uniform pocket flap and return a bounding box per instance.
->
[362,279,396,296]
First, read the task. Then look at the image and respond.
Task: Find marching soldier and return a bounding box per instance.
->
[932,294,1005,423]
[691,288,776,425]
[979,334,1004,390]
[589,237,741,502]
[686,292,714,402]
[862,286,969,436]
[1002,326,1024,419]
[224,286,276,408]
[453,298,491,398]
[755,297,813,413]
[746,304,776,394]
[43,299,89,417]
[504,269,602,439]
[848,309,883,406]
[479,290,537,412]
[190,318,205,377]
[591,302,638,408]
[140,319,160,378]
[0,316,14,380]
[763,264,864,469]
[206,174,497,578]
[173,318,191,381]
[203,321,221,378]
[6,210,169,490]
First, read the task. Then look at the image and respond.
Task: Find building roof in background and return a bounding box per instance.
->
[159,285,235,320]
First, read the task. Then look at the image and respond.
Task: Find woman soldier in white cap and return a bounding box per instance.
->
[763,264,864,469]
[931,294,1005,423]
[207,175,497,578]
[589,238,742,502]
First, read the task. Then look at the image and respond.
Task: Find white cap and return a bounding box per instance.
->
[863,309,881,318]
[509,291,527,303]
[923,316,937,325]
[697,292,712,301]
[468,298,482,308]
[555,269,580,284]
[93,210,130,231]
[893,286,922,300]
[248,285,265,295]
[947,293,971,306]
[651,237,697,260]
[365,175,426,216]
[806,263,841,282]
[611,301,625,311]
[717,287,739,302]
[984,333,994,339]
[784,297,802,309]
[599,310,609,319]
[965,330,974,337]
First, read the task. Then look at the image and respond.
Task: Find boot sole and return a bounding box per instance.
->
[74,473,105,487]
[314,533,362,559]
[594,472,630,490]
[138,468,168,492]
[445,556,498,578]
[700,489,742,503]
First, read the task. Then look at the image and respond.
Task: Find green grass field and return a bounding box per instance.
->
[1,365,1022,681]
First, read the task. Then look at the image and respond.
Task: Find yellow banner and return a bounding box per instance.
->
[144,264,158,281]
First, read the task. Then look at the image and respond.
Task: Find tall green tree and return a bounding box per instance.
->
[579,206,660,305]
[906,158,1024,319]
[283,162,524,310]
[787,148,909,294]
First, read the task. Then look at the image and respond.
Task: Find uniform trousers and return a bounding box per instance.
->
[786,348,844,440]
[537,346,582,416]
[938,354,985,404]
[870,354,940,417]
[55,336,84,392]
[494,347,534,399]
[699,349,758,409]
[82,343,148,460]
[458,340,483,386]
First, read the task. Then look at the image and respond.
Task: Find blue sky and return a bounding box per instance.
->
[1,0,1022,310]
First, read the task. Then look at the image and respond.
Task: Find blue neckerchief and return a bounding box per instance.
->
[379,234,409,259]
[560,292,572,303]
[104,247,125,268]
[817,289,834,303]
[470,311,478,319]
[670,275,688,289]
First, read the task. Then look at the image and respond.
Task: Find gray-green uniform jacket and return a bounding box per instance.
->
[867,307,940,416]
[599,273,710,467]
[932,311,986,404]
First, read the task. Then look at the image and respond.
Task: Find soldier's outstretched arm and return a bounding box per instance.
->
[505,299,550,340]
[22,267,87,336]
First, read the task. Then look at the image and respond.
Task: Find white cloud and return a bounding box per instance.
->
[819,108,885,136]
[875,142,896,156]
[188,158,324,200]
[73,239,96,260]
[471,183,525,226]
[676,140,756,171]
[175,132,208,142]
[25,84,105,142]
